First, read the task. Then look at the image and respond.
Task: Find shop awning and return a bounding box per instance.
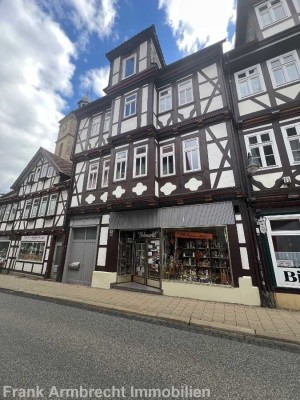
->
[109,202,235,230]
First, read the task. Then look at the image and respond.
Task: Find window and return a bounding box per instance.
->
[0,206,5,221]
[28,173,34,183]
[87,162,99,190]
[34,167,41,181]
[90,115,101,137]
[38,196,48,217]
[183,138,201,172]
[159,87,172,113]
[47,166,54,178]
[123,54,136,79]
[18,241,45,262]
[160,144,175,177]
[293,0,300,12]
[9,203,17,221]
[124,94,137,118]
[178,79,193,106]
[282,123,300,165]
[133,145,147,178]
[103,110,111,132]
[47,194,58,215]
[114,150,127,181]
[245,131,280,169]
[235,65,265,99]
[256,0,288,28]
[101,159,110,188]
[23,200,32,219]
[41,165,48,178]
[0,240,10,259]
[30,198,40,218]
[73,227,97,240]
[268,51,300,87]
[3,205,11,222]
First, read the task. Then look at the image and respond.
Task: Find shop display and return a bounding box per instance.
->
[163,229,232,285]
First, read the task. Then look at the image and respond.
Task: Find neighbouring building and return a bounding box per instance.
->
[0,148,72,279]
[63,25,261,306]
[226,0,300,309]
[55,112,78,161]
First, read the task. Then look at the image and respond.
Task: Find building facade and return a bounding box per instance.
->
[0,148,71,279]
[55,112,78,161]
[226,0,300,309]
[63,26,260,305]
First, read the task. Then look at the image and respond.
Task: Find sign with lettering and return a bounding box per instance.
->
[21,235,47,242]
[175,231,213,240]
[275,267,300,288]
[136,230,160,239]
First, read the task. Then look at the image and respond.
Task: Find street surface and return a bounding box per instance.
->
[0,291,299,399]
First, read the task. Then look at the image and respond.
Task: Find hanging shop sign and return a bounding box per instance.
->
[175,231,213,240]
[136,230,160,239]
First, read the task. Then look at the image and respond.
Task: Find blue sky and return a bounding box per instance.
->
[0,0,236,193]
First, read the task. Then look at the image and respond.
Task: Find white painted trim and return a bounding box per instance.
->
[180,130,199,138]
[279,116,300,124]
[255,0,290,30]
[160,143,176,177]
[133,138,149,145]
[122,53,136,80]
[133,144,148,178]
[281,122,300,166]
[182,137,201,173]
[234,64,266,100]
[113,149,128,182]
[267,50,300,89]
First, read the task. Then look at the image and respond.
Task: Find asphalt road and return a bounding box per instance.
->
[0,291,299,400]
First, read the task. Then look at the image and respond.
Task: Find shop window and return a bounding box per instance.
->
[282,123,300,165]
[160,143,175,177]
[47,194,58,215]
[87,162,99,190]
[163,228,232,286]
[235,65,265,99]
[133,145,147,178]
[90,115,101,137]
[0,241,10,259]
[255,0,288,29]
[178,79,193,106]
[23,200,32,219]
[159,87,172,113]
[114,150,127,181]
[267,51,300,88]
[118,231,134,275]
[245,130,281,169]
[124,93,137,118]
[123,54,136,79]
[18,241,46,262]
[30,198,40,218]
[101,159,110,188]
[182,138,201,172]
[103,110,111,132]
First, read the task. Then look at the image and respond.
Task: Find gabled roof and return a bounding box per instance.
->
[11,147,72,190]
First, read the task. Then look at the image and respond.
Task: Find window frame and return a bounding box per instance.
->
[133,144,148,178]
[255,0,289,29]
[103,110,111,132]
[38,196,48,217]
[101,159,110,188]
[34,167,41,181]
[245,130,281,170]
[281,123,300,165]
[182,137,201,173]
[178,79,193,107]
[86,162,99,191]
[114,150,128,182]
[122,54,136,80]
[23,199,32,219]
[47,194,58,216]
[159,87,172,113]
[267,51,300,88]
[3,204,11,222]
[234,64,266,100]
[160,143,176,177]
[124,93,137,118]
[90,114,101,137]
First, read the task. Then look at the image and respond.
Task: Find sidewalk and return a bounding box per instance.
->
[1,274,300,348]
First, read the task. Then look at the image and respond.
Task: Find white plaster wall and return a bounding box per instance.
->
[113,98,121,123]
[141,113,147,127]
[113,57,120,74]
[276,83,300,100]
[142,86,148,113]
[99,227,109,245]
[97,247,107,267]
[207,143,223,169]
[139,41,147,60]
[240,247,250,270]
[238,100,265,115]
[252,172,283,190]
[207,95,223,113]
[76,174,84,194]
[121,117,137,133]
[206,122,228,140]
[158,113,171,127]
[92,271,117,289]
[262,18,294,38]
[139,58,147,72]
[102,214,110,225]
[236,224,246,244]
[199,81,214,99]
[178,105,194,119]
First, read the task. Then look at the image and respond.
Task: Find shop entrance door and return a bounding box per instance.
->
[133,239,161,289]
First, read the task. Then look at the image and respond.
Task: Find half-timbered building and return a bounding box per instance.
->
[226,0,300,309]
[64,25,261,306]
[0,148,71,279]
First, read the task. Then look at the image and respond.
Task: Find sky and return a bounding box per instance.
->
[0,0,237,194]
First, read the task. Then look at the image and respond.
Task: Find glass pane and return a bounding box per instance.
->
[169,156,174,174]
[140,158,146,175]
[86,227,97,240]
[239,81,249,97]
[261,133,270,142]
[249,136,258,145]
[192,149,200,170]
[261,10,272,26]
[185,139,197,149]
[273,68,285,85]
[286,127,297,137]
[185,152,193,171]
[125,57,134,77]
[273,4,286,20]
[251,148,262,166]
[73,228,85,240]
[250,76,262,93]
[272,236,300,268]
[271,220,300,231]
[286,63,300,82]
[148,240,160,280]
[271,60,281,68]
[290,139,300,162]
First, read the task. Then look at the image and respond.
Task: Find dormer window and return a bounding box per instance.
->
[123,54,136,79]
[256,0,288,29]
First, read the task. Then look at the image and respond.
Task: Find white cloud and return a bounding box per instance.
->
[80,66,110,98]
[69,0,118,39]
[158,0,236,54]
[0,0,75,193]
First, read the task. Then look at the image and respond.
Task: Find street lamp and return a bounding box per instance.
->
[246,153,260,176]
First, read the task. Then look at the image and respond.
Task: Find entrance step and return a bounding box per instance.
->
[111,282,163,295]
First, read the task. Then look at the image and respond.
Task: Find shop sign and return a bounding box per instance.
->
[21,235,47,242]
[175,231,213,240]
[275,267,300,288]
[136,230,160,239]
